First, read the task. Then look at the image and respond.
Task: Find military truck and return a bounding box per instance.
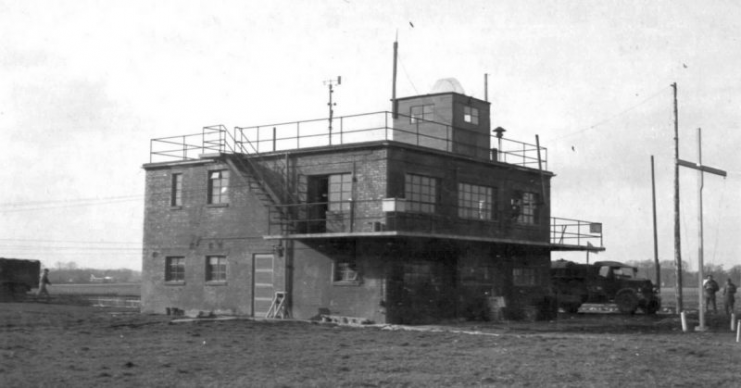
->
[551,259,660,314]
[0,258,41,301]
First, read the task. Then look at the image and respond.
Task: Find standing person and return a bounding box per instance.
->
[723,278,737,316]
[703,275,719,314]
[37,268,51,303]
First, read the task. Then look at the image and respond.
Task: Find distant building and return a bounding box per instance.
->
[141,79,603,323]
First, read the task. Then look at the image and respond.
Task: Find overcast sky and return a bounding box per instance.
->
[1,0,740,272]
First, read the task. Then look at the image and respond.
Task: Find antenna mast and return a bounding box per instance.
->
[392,35,399,118]
[324,76,341,145]
[672,82,683,314]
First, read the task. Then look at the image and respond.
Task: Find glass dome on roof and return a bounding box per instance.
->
[430,78,465,94]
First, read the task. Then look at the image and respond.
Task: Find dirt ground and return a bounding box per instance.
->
[1,302,741,388]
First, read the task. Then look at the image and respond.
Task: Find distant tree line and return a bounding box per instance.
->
[626,259,741,288]
[47,261,141,284]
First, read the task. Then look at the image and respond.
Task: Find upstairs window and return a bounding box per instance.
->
[513,191,539,225]
[208,170,229,204]
[206,256,227,282]
[513,268,537,286]
[171,173,183,207]
[463,106,479,125]
[165,257,185,283]
[328,173,353,212]
[405,174,438,213]
[410,104,434,123]
[458,183,495,220]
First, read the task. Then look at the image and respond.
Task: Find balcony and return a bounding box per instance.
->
[149,111,547,169]
[264,199,603,251]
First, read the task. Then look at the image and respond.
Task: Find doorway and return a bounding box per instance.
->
[252,254,275,318]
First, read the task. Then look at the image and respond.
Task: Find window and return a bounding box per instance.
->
[333,259,360,285]
[458,183,495,220]
[208,170,229,204]
[171,173,183,207]
[463,106,479,125]
[165,257,185,283]
[517,192,538,225]
[405,174,437,213]
[206,256,227,282]
[513,268,537,286]
[328,173,352,212]
[410,104,434,123]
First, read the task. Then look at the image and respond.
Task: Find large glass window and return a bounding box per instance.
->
[206,256,227,282]
[405,174,437,213]
[463,106,479,125]
[171,173,182,207]
[410,104,434,123]
[165,257,185,283]
[328,173,352,212]
[208,170,229,204]
[458,183,495,220]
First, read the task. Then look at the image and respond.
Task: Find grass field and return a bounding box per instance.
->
[2,303,741,387]
[49,283,141,297]
[45,285,707,307]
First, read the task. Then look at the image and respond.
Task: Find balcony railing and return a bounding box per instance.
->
[150,112,547,169]
[550,217,603,249]
[262,199,602,250]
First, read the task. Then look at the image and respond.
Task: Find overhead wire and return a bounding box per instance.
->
[550,85,672,142]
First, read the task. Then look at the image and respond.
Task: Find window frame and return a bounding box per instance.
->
[458,183,496,220]
[463,106,479,125]
[410,104,434,124]
[404,173,438,214]
[513,268,537,287]
[171,173,183,207]
[332,258,361,286]
[517,191,538,225]
[205,255,227,283]
[165,256,185,283]
[207,170,229,205]
[327,173,353,212]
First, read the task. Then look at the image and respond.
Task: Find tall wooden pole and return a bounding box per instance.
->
[651,155,661,290]
[697,128,706,330]
[677,129,727,329]
[672,82,683,313]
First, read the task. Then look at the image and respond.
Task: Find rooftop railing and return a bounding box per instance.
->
[150,111,547,169]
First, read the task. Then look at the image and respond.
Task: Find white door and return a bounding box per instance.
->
[253,254,275,318]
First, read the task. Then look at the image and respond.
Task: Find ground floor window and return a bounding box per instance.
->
[334,260,360,284]
[333,246,361,286]
[206,256,227,282]
[165,257,185,283]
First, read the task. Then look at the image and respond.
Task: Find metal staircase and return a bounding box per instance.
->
[203,125,299,235]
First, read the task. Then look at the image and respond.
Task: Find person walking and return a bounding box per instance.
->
[703,275,719,314]
[37,268,51,303]
[723,278,737,316]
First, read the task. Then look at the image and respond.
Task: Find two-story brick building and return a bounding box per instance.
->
[141,80,603,323]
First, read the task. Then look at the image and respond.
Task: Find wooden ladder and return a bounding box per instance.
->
[266,291,289,319]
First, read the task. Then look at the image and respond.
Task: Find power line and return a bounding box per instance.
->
[551,85,671,141]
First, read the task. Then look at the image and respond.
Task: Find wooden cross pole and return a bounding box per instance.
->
[677,127,727,331]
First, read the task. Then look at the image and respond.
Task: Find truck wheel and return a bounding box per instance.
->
[615,290,639,315]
